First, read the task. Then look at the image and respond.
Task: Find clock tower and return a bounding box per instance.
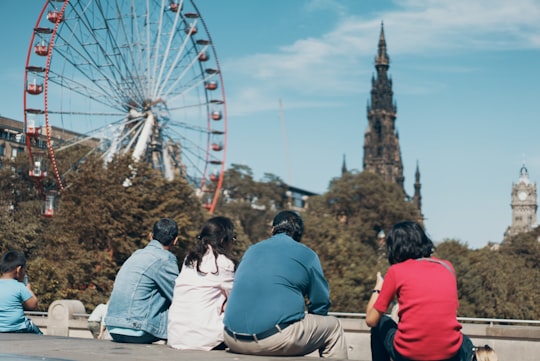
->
[504,164,538,240]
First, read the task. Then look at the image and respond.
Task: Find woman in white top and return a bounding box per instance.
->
[168,216,237,350]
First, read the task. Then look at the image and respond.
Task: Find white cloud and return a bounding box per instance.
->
[385,0,540,52]
[223,0,540,116]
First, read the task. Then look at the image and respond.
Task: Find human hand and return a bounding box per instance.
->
[375,272,384,290]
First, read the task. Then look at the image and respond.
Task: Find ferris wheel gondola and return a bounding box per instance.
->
[23,0,227,215]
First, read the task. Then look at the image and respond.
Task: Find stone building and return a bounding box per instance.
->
[504,164,538,239]
[0,116,30,164]
[362,23,422,216]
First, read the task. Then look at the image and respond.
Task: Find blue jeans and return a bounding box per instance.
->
[371,315,474,361]
[110,331,160,344]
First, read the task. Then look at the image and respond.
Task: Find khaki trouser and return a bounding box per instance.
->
[224,314,348,359]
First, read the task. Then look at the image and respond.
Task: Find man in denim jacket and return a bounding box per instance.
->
[105,218,179,343]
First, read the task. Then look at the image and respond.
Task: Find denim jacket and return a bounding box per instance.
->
[105,240,179,339]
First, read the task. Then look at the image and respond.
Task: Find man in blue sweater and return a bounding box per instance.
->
[223,210,348,359]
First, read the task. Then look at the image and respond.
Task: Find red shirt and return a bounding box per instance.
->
[374,258,463,360]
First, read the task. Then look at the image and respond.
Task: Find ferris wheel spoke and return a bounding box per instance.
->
[47,110,123,117]
[59,14,124,89]
[167,120,212,135]
[159,44,210,100]
[163,68,217,104]
[46,70,121,111]
[172,143,207,184]
[113,0,148,98]
[152,2,186,98]
[60,2,145,103]
[153,19,200,99]
[53,116,127,151]
[50,36,129,109]
[165,126,225,184]
[93,0,149,99]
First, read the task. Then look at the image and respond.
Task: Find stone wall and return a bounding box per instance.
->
[28,300,540,361]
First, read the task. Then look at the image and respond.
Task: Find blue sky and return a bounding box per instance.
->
[2,0,540,249]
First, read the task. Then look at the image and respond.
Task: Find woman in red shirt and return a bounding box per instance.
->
[365,221,474,361]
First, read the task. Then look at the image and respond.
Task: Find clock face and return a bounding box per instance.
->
[518,191,528,201]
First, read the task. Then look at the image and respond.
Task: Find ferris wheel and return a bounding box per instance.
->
[23,0,227,216]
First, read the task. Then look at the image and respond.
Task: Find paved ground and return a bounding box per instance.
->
[0,334,350,361]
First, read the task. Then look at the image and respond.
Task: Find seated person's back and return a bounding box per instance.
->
[168,216,237,350]
[105,218,179,344]
[0,250,42,334]
[223,210,348,359]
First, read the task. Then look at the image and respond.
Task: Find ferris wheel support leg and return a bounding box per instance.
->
[104,122,127,164]
[162,145,174,181]
[132,112,155,162]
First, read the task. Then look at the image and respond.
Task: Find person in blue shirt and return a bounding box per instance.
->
[105,218,179,344]
[223,210,348,359]
[0,250,42,334]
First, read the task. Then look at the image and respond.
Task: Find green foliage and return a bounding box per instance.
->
[435,236,540,319]
[303,171,419,312]
[216,164,288,246]
[1,157,539,320]
[0,153,204,311]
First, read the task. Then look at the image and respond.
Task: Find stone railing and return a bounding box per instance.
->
[27,300,540,361]
[334,312,540,361]
[29,300,94,338]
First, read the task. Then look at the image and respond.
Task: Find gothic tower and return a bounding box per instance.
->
[413,161,422,212]
[412,161,425,223]
[342,154,348,176]
[504,164,538,240]
[363,23,404,190]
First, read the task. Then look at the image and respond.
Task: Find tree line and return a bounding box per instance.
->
[0,154,538,320]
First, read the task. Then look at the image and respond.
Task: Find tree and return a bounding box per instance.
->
[22,154,205,310]
[217,164,288,247]
[0,155,44,256]
[435,240,476,316]
[1,151,538,319]
[303,171,420,312]
[435,235,540,319]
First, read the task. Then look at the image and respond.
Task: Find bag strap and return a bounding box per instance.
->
[416,257,455,276]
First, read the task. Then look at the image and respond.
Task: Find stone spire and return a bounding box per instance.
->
[363,22,404,189]
[413,161,423,221]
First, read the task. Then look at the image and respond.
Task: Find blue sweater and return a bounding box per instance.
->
[224,233,330,334]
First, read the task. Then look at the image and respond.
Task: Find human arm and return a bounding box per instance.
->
[306,255,331,315]
[22,283,38,311]
[365,272,384,327]
[155,256,179,302]
[219,256,235,314]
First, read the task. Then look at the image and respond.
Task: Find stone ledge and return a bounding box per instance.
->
[0,333,348,361]
[486,325,540,340]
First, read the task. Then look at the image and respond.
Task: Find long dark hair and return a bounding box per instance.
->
[386,221,434,265]
[184,216,237,274]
